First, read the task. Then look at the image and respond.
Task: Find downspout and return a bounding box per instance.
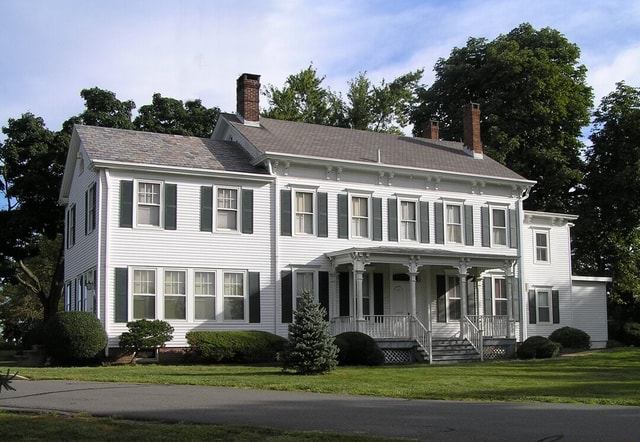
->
[103,169,111,355]
[518,186,531,343]
[267,160,279,335]
[567,222,575,327]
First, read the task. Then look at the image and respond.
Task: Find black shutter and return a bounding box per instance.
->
[242,189,254,234]
[337,194,348,239]
[483,277,493,315]
[319,271,329,320]
[200,186,213,232]
[388,198,398,242]
[248,272,260,323]
[164,183,177,230]
[481,206,490,247]
[373,273,384,315]
[528,289,537,324]
[114,267,128,323]
[552,290,560,324]
[91,183,97,232]
[281,190,292,236]
[467,279,476,316]
[372,197,382,241]
[436,274,446,322]
[120,180,133,228]
[339,272,350,316]
[71,206,76,245]
[281,271,293,323]
[509,209,518,249]
[512,277,521,321]
[84,190,88,235]
[434,202,444,244]
[420,201,430,243]
[317,192,328,237]
[464,205,474,246]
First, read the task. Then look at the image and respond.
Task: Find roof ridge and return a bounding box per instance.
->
[74,124,212,142]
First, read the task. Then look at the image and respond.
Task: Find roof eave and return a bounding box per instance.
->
[58,128,81,205]
[524,210,579,221]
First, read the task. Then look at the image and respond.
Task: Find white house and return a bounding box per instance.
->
[58,73,610,363]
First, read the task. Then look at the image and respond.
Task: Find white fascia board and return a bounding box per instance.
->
[524,210,579,221]
[89,160,274,183]
[58,129,81,205]
[252,151,537,187]
[572,275,613,283]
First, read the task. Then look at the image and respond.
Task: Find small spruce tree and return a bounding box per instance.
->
[282,290,338,375]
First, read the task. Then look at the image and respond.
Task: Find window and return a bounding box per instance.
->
[295,192,314,234]
[351,196,369,238]
[447,276,461,320]
[164,270,186,320]
[133,269,156,319]
[67,205,76,248]
[492,208,507,246]
[400,200,417,240]
[137,182,161,226]
[65,282,72,311]
[536,289,551,323]
[446,204,462,243]
[535,231,549,263]
[77,276,83,311]
[217,188,238,231]
[194,271,216,320]
[295,271,315,309]
[494,278,507,316]
[223,272,244,320]
[87,183,97,234]
[85,269,96,313]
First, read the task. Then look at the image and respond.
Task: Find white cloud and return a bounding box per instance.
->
[586,45,640,105]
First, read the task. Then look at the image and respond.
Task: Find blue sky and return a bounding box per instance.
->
[1,0,639,135]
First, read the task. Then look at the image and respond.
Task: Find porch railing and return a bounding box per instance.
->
[413,316,432,364]
[330,315,411,338]
[462,316,484,361]
[466,315,515,338]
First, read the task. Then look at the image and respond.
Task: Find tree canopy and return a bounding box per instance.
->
[263,65,423,134]
[411,23,593,212]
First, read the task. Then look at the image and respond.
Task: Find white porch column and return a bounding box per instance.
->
[456,258,472,339]
[404,256,421,339]
[503,260,515,338]
[350,252,369,326]
[328,270,337,320]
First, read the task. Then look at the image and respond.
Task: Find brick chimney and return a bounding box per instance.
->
[423,120,439,140]
[236,73,261,126]
[463,102,483,159]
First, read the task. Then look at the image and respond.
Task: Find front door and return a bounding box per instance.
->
[391,281,409,315]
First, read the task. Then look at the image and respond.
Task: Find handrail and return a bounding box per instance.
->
[413,316,432,364]
[466,315,514,338]
[462,316,484,361]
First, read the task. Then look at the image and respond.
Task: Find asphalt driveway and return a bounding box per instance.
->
[1,380,639,441]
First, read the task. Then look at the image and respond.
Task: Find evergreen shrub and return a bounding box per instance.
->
[334,332,385,366]
[44,312,107,365]
[516,336,560,360]
[186,330,286,363]
[549,327,591,349]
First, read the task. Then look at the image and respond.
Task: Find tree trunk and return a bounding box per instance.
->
[43,240,65,323]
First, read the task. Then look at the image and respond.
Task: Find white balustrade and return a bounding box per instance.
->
[466,315,515,338]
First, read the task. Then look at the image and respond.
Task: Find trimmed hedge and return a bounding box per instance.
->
[516,336,560,360]
[186,331,287,363]
[549,326,591,349]
[334,332,385,366]
[43,312,107,365]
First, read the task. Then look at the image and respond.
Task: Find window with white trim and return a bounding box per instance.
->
[295,271,315,309]
[400,200,417,241]
[536,289,551,323]
[164,270,186,320]
[223,272,245,320]
[67,205,76,248]
[137,182,161,226]
[87,183,97,234]
[494,278,507,316]
[534,230,550,263]
[194,271,216,320]
[84,268,96,313]
[217,188,238,231]
[295,191,314,234]
[447,276,461,320]
[491,208,507,246]
[77,276,84,311]
[446,204,462,244]
[133,269,156,319]
[65,282,72,311]
[351,196,369,238]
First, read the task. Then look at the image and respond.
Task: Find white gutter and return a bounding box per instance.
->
[90,160,275,182]
[572,276,613,282]
[253,152,537,187]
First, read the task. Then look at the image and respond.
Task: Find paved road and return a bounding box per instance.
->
[1,380,639,441]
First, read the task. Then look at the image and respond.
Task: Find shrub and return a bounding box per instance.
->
[281,291,338,375]
[516,336,560,360]
[119,320,174,363]
[609,321,640,346]
[549,326,591,349]
[186,331,286,363]
[44,312,107,365]
[334,332,385,366]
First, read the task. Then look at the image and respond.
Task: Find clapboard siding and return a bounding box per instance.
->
[572,280,608,346]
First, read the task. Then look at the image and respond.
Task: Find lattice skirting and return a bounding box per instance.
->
[382,348,414,364]
[483,344,514,360]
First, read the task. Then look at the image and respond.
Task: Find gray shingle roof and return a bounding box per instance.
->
[75,125,265,174]
[223,113,527,181]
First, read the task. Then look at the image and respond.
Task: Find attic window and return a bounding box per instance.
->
[77,154,84,175]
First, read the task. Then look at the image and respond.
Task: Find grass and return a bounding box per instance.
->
[0,412,398,441]
[14,348,640,406]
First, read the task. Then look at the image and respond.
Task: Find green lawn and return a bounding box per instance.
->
[0,412,397,441]
[14,348,640,406]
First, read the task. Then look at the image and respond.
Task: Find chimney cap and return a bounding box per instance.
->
[238,73,261,81]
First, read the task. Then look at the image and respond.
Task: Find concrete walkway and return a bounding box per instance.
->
[2,380,640,441]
